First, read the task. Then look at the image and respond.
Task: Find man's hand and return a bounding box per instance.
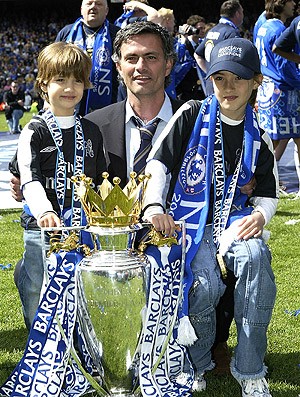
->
[10,175,23,202]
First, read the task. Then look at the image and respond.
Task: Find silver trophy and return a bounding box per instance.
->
[76,225,149,396]
[43,173,184,396]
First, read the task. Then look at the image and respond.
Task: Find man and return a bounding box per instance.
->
[10,21,183,329]
[84,21,184,190]
[56,0,120,115]
[194,0,243,96]
[176,15,207,100]
[3,81,25,134]
[252,0,272,44]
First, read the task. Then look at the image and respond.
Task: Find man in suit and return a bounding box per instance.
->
[84,21,184,196]
[9,21,183,330]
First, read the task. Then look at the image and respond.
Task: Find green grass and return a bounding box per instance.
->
[0,197,299,396]
[0,105,39,132]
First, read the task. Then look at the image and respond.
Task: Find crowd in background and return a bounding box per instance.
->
[0,0,264,104]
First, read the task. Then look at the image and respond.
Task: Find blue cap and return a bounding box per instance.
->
[206,38,261,80]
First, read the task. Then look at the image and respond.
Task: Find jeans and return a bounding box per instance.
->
[7,109,23,132]
[17,229,44,330]
[186,225,276,381]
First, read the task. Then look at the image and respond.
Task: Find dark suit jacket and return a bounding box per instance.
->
[84,98,185,187]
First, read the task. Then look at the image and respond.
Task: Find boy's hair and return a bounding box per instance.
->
[35,42,92,100]
[220,0,242,19]
[112,21,176,87]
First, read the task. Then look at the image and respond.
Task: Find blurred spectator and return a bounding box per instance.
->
[0,7,70,108]
[23,90,33,112]
[194,0,244,96]
[176,15,207,100]
[56,0,120,115]
[3,81,25,134]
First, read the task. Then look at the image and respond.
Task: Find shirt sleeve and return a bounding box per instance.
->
[274,19,298,52]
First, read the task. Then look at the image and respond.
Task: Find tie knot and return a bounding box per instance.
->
[133,117,160,139]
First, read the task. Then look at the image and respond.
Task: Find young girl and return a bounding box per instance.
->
[13,41,107,329]
[143,38,279,397]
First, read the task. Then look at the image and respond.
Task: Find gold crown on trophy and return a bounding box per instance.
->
[71,172,151,227]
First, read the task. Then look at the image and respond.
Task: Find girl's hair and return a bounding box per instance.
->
[248,73,263,108]
[35,42,92,100]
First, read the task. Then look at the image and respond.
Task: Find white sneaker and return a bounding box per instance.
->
[192,373,206,392]
[240,377,272,397]
[175,372,206,392]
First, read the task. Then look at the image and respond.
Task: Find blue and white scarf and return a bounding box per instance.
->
[0,251,95,397]
[42,110,85,228]
[164,96,261,343]
[67,18,113,113]
[0,245,192,396]
[114,10,134,28]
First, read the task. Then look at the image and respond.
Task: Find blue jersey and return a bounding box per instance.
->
[274,15,300,54]
[252,11,266,44]
[255,18,300,90]
[195,19,240,62]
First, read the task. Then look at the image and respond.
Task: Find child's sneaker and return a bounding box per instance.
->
[175,372,206,392]
[239,377,271,397]
[192,373,206,392]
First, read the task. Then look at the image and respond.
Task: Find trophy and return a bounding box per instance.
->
[70,172,179,397]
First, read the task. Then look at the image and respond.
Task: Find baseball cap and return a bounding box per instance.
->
[206,37,261,80]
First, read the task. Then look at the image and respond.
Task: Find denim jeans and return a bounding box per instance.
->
[7,109,23,132]
[186,225,276,381]
[18,230,44,330]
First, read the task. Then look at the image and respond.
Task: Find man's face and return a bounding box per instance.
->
[11,83,19,93]
[81,0,108,28]
[282,0,295,20]
[235,5,244,27]
[116,33,173,99]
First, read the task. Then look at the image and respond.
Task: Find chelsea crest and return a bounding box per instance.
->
[179,145,206,194]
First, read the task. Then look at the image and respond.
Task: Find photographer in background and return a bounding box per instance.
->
[176,15,207,100]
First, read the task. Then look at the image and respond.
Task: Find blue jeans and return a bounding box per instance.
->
[7,109,23,132]
[186,225,276,381]
[18,230,44,330]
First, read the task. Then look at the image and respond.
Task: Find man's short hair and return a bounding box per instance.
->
[113,21,176,63]
[220,0,242,19]
[112,21,176,87]
[186,15,206,27]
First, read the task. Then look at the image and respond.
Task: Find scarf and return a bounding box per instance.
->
[114,10,134,28]
[150,95,261,345]
[67,18,113,113]
[0,244,192,397]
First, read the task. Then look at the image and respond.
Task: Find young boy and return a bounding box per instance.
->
[11,41,107,329]
[143,38,279,397]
